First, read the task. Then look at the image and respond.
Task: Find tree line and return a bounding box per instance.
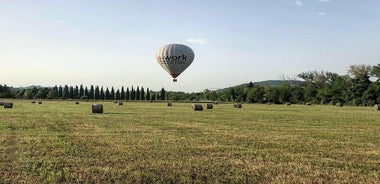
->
[1,64,379,106]
[0,85,167,101]
[196,64,380,106]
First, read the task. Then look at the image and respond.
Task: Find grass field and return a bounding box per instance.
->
[1,100,379,183]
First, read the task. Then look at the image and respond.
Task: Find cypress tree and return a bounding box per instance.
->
[69,86,74,99]
[100,86,105,100]
[136,86,140,100]
[116,89,120,100]
[58,85,63,98]
[84,86,89,98]
[95,86,100,100]
[130,86,135,100]
[141,87,145,100]
[89,85,94,99]
[63,85,69,98]
[74,85,79,98]
[146,88,150,101]
[126,87,130,101]
[79,85,84,97]
[160,88,166,101]
[121,87,125,100]
[105,87,110,100]
[111,87,115,100]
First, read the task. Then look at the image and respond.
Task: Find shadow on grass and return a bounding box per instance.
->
[91,112,136,115]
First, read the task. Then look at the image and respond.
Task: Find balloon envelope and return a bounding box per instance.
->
[156,44,194,79]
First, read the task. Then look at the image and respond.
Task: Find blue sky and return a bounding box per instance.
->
[1,0,379,92]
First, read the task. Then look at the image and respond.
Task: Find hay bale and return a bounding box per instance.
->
[92,104,103,113]
[118,101,123,105]
[192,104,203,111]
[306,102,312,106]
[336,103,343,107]
[0,101,4,106]
[38,101,42,104]
[4,102,13,108]
[206,103,213,109]
[75,101,80,105]
[286,102,291,106]
[31,101,36,104]
[374,104,380,111]
[114,101,118,104]
[233,103,242,108]
[167,102,172,106]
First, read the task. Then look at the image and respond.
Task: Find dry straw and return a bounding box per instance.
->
[192,104,203,111]
[92,104,103,113]
[233,103,242,108]
[4,102,13,108]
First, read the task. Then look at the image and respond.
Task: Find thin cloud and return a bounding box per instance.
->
[318,0,331,2]
[186,38,208,44]
[295,1,303,6]
[360,5,369,9]
[316,12,326,16]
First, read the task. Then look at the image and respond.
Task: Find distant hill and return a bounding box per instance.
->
[216,80,303,92]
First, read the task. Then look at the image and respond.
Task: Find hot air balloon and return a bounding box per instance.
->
[156,44,195,82]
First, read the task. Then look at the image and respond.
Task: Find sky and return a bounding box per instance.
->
[1,0,379,92]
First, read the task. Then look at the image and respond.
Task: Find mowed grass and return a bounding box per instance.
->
[0,100,379,183]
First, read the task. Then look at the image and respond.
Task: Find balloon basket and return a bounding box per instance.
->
[173,79,177,82]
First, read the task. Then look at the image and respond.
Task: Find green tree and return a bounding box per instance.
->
[95,86,100,100]
[100,86,105,100]
[58,85,63,97]
[116,89,120,100]
[110,87,115,100]
[160,88,166,101]
[121,87,125,100]
[146,88,150,101]
[141,87,145,100]
[136,86,141,100]
[105,87,110,100]
[47,88,58,99]
[34,88,50,99]
[126,87,130,101]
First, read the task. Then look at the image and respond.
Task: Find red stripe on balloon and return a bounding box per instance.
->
[170,74,179,78]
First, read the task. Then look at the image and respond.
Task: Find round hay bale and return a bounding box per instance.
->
[374,104,380,111]
[31,101,36,104]
[306,102,312,106]
[4,102,13,108]
[75,101,80,105]
[266,102,272,105]
[92,104,103,113]
[206,103,213,109]
[192,104,203,111]
[233,103,242,108]
[167,102,172,106]
[0,101,4,106]
[38,101,42,104]
[118,101,123,105]
[286,102,291,106]
[114,101,118,104]
[336,103,343,107]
